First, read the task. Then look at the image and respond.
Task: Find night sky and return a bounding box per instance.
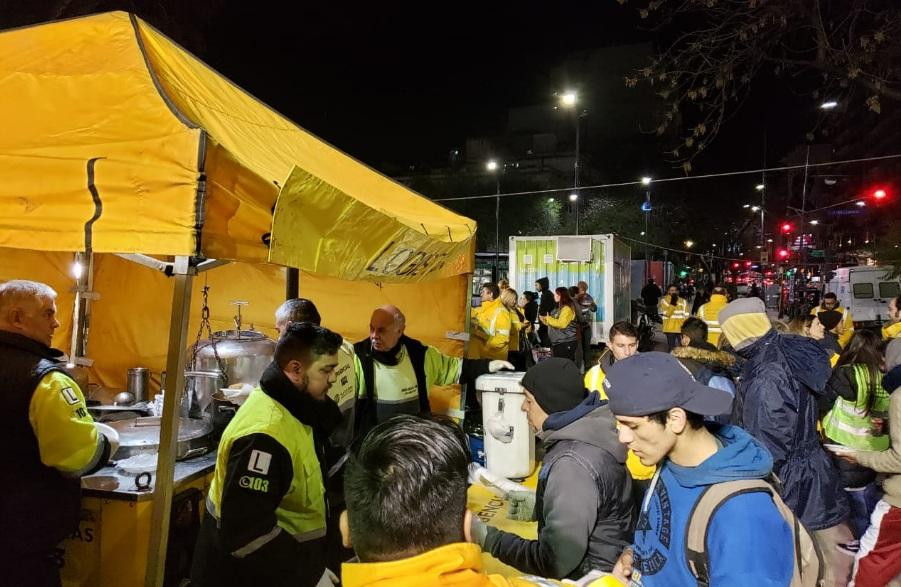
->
[0,1,841,205]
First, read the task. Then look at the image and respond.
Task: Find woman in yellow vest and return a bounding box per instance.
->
[822,330,889,541]
[192,323,344,587]
[539,287,579,361]
[658,284,689,350]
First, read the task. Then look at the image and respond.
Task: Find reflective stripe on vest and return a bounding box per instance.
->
[208,389,327,547]
[205,495,327,556]
[823,365,889,451]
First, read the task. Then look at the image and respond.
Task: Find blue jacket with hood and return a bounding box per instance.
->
[733,329,847,531]
[631,425,794,587]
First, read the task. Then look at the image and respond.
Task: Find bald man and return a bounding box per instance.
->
[353,305,512,435]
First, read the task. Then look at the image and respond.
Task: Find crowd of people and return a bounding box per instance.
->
[4,274,901,586]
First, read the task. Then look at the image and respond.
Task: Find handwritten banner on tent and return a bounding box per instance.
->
[269,166,474,283]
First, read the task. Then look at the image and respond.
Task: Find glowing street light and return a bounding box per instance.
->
[755,184,765,191]
[569,193,579,202]
[641,176,652,186]
[809,219,819,225]
[684,240,695,248]
[743,203,751,208]
[751,206,760,212]
[485,160,498,172]
[559,91,577,108]
[820,101,839,110]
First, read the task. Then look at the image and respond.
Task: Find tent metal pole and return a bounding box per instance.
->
[145,255,194,587]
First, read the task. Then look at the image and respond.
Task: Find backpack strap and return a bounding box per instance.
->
[685,479,779,586]
[685,478,823,587]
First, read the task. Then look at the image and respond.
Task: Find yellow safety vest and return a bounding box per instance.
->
[697,294,729,346]
[823,365,889,451]
[659,296,689,334]
[209,388,326,543]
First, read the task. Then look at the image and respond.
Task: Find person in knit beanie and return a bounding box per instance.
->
[469,358,634,579]
[719,297,852,584]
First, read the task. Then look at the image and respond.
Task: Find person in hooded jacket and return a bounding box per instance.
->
[719,297,851,585]
[535,278,555,347]
[603,352,794,587]
[471,358,634,580]
[671,318,738,425]
[695,285,729,347]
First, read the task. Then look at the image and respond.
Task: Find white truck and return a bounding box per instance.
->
[825,265,900,326]
[508,234,631,344]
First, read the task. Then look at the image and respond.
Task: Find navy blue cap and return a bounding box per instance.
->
[602,352,733,417]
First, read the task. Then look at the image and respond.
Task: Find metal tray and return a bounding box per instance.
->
[109,416,213,461]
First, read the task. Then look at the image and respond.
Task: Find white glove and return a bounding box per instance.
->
[488,360,515,372]
[95,422,120,461]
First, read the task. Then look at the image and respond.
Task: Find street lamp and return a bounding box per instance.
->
[569,193,579,202]
[751,206,760,213]
[809,219,819,225]
[641,176,652,186]
[558,90,582,234]
[684,240,695,248]
[743,203,751,208]
[486,160,501,281]
[820,100,839,110]
[755,184,765,191]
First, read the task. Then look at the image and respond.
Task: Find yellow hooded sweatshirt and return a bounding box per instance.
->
[341,542,559,587]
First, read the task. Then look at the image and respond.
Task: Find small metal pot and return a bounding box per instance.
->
[127,367,151,403]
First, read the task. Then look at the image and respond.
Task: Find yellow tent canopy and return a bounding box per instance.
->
[0,11,474,283]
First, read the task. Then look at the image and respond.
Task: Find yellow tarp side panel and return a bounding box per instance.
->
[269,166,473,282]
[0,249,76,354]
[133,19,476,249]
[199,141,275,263]
[1,250,464,390]
[0,12,201,255]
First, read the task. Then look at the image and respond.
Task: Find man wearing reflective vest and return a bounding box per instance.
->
[469,282,512,360]
[696,285,729,347]
[658,284,690,350]
[353,305,512,436]
[810,292,854,347]
[192,322,344,587]
[1,280,115,587]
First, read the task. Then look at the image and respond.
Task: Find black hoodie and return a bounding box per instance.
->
[536,277,555,316]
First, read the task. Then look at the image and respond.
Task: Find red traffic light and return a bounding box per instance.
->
[732,262,740,269]
[873,188,887,200]
[777,249,789,259]
[744,261,752,268]
[781,222,793,233]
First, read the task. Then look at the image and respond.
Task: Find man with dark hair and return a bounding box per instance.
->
[192,322,344,587]
[640,278,662,322]
[584,320,639,394]
[0,280,116,586]
[883,293,901,340]
[340,415,546,586]
[472,358,634,579]
[603,352,794,586]
[354,305,511,435]
[696,285,729,346]
[535,277,555,346]
[274,298,360,572]
[811,291,854,347]
[679,316,709,349]
[470,282,512,360]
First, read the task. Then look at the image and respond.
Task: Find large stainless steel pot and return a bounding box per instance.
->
[186,329,275,417]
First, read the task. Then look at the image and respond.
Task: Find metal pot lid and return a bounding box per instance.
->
[109,416,212,448]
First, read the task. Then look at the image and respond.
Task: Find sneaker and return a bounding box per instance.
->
[836,540,860,556]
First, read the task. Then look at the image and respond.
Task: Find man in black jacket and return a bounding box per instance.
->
[640,278,662,322]
[353,305,512,436]
[471,358,634,579]
[0,280,113,587]
[535,277,555,347]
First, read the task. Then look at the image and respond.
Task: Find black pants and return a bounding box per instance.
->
[581,324,592,368]
[1,551,61,587]
[552,341,577,362]
[538,323,551,348]
[666,333,681,351]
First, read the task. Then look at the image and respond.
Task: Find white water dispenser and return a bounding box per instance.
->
[475,371,535,480]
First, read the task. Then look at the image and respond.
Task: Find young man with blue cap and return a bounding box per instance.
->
[602,352,795,586]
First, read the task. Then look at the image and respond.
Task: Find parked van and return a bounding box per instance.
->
[826,266,900,326]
